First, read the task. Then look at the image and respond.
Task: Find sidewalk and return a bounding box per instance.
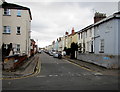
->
[2,54,40,79]
[63,56,119,76]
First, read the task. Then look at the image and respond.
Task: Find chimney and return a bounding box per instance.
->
[94,12,106,23]
[71,27,75,34]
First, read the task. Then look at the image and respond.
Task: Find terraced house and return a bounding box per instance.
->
[1,1,32,57]
[0,0,3,49]
[77,12,120,69]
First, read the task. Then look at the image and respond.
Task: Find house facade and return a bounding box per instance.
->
[0,5,2,49]
[67,27,76,48]
[63,32,69,49]
[58,37,63,52]
[77,12,120,69]
[71,32,78,44]
[93,12,120,68]
[1,2,32,57]
[77,24,94,53]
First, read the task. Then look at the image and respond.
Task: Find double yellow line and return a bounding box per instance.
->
[63,59,97,73]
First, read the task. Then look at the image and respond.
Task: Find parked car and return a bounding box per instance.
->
[38,50,42,53]
[53,52,62,59]
[49,51,53,56]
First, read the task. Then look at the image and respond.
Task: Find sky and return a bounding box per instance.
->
[6,0,119,48]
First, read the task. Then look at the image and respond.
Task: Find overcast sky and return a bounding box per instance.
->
[6,0,119,48]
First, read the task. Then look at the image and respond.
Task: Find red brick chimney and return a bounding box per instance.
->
[71,27,75,34]
[94,12,106,23]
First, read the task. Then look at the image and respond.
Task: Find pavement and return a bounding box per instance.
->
[2,54,40,79]
[62,56,119,76]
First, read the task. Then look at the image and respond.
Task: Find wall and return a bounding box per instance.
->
[77,27,94,53]
[2,9,31,56]
[77,17,120,69]
[94,19,118,55]
[0,3,2,91]
[77,52,119,69]
[117,19,120,55]
[0,7,2,48]
[72,33,78,44]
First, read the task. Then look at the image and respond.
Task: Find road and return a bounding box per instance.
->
[2,52,119,90]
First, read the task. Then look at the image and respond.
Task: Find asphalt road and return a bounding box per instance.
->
[2,52,119,90]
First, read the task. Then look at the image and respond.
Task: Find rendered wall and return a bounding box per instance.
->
[77,52,119,69]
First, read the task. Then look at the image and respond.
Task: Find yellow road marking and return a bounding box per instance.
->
[63,59,97,73]
[0,59,41,80]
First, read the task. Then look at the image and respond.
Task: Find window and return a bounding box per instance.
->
[16,27,21,34]
[99,39,104,53]
[78,33,80,40]
[85,31,87,38]
[87,42,89,51]
[81,33,82,39]
[4,9,11,15]
[17,10,21,17]
[16,44,20,52]
[13,44,20,53]
[3,26,11,34]
[89,29,92,37]
[91,41,94,53]
[4,44,9,49]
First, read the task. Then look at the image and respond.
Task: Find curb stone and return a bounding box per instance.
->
[2,54,40,79]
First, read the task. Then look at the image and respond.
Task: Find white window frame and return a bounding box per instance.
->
[3,26,11,34]
[4,9,11,15]
[99,39,104,53]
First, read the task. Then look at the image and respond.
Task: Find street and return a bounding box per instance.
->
[2,52,119,90]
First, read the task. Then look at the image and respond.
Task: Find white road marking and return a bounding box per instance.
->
[94,73,103,76]
[36,75,46,78]
[49,75,58,77]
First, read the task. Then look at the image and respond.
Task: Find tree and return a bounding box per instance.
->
[70,42,78,59]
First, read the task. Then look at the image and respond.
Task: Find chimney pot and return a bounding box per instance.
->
[94,12,106,23]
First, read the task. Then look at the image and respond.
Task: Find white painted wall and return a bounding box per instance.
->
[94,18,119,55]
[78,28,94,53]
[0,8,2,48]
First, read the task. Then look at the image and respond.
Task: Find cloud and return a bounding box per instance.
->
[28,2,95,47]
[6,1,118,48]
[6,0,120,2]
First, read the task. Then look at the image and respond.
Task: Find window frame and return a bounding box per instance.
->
[99,39,104,53]
[17,9,21,17]
[4,9,11,16]
[16,26,21,35]
[16,44,20,52]
[4,44,9,49]
[3,26,11,34]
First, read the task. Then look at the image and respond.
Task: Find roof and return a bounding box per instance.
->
[78,24,94,33]
[1,2,32,20]
[78,11,120,33]
[68,32,77,37]
[114,11,120,14]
